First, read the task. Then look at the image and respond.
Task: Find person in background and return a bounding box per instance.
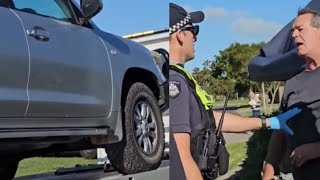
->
[249,91,261,117]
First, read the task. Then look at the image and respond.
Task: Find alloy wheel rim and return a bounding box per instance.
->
[133,101,158,154]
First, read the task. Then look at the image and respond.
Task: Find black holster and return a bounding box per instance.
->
[217,140,230,175]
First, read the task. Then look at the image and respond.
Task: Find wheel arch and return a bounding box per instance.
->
[121,68,160,108]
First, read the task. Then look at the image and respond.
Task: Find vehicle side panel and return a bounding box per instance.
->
[0,7,28,117]
[13,10,113,118]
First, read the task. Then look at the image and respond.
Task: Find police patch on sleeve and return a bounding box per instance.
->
[169,81,181,98]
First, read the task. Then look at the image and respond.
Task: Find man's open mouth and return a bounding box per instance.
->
[296,42,303,47]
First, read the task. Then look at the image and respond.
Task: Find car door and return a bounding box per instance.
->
[11,0,112,118]
[0,4,28,117]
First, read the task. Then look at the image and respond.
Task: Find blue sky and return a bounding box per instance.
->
[170,0,310,72]
[87,0,168,35]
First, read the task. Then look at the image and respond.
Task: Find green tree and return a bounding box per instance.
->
[192,67,200,82]
[211,42,264,96]
[202,60,212,86]
[261,81,284,114]
[210,79,235,98]
[191,60,212,87]
[192,42,282,102]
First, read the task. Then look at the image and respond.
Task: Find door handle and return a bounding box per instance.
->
[27,26,50,41]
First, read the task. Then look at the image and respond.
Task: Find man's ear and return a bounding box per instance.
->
[176,30,185,45]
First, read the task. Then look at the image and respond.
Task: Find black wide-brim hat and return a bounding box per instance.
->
[170,3,205,34]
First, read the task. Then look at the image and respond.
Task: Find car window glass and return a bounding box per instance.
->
[12,0,73,21]
[0,1,8,8]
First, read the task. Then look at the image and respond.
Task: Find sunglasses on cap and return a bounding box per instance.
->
[180,25,199,41]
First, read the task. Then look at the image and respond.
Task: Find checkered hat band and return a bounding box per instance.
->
[169,14,191,34]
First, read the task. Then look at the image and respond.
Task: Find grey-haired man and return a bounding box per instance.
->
[263,8,320,180]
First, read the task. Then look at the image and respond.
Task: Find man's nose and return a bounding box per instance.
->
[292,29,298,38]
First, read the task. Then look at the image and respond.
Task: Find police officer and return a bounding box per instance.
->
[169,3,302,180]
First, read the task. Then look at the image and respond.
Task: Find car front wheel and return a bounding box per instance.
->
[106,82,164,174]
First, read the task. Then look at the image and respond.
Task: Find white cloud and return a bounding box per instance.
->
[180,5,228,21]
[232,17,282,39]
[232,10,250,17]
[203,7,228,20]
[180,5,283,40]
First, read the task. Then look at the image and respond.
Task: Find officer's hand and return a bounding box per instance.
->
[268,107,302,135]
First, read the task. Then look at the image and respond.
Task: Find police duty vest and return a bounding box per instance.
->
[170,64,229,178]
[170,64,215,110]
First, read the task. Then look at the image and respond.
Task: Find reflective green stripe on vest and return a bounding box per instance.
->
[172,64,215,110]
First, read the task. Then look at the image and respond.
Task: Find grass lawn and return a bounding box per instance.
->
[15,142,247,177]
[214,99,249,107]
[226,142,247,170]
[16,157,96,177]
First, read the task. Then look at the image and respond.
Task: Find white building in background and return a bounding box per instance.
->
[123,28,169,51]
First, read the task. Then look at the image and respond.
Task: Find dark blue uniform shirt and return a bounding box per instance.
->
[169,68,202,180]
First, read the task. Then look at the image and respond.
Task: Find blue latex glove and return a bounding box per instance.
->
[269,107,302,135]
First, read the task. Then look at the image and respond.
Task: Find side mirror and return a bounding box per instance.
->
[81,0,103,20]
